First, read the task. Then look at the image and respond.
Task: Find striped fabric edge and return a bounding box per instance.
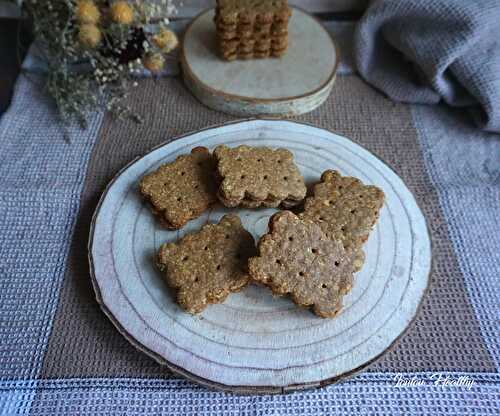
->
[1,372,498,391]
[1,373,498,416]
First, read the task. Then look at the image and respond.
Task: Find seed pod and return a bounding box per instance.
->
[76,0,101,24]
[110,1,134,25]
[143,53,165,73]
[153,28,179,53]
[78,24,102,48]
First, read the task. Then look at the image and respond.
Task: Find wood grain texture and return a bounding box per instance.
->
[181,8,338,117]
[89,119,432,393]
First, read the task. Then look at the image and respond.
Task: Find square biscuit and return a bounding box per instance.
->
[216,0,291,25]
[215,0,291,60]
[217,23,288,40]
[140,147,217,229]
[214,145,307,208]
[300,170,385,271]
[217,191,283,209]
[249,211,355,318]
[157,214,256,314]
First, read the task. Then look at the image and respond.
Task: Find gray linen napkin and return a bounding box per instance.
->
[354,0,500,133]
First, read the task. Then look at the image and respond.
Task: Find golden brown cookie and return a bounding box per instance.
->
[157,214,256,314]
[218,30,239,40]
[215,22,237,32]
[270,21,289,32]
[215,0,291,60]
[216,0,291,25]
[217,190,283,208]
[254,38,272,50]
[249,211,355,318]
[140,147,217,230]
[220,33,286,50]
[214,145,306,208]
[220,37,260,53]
[221,51,238,61]
[215,20,274,35]
[271,47,287,58]
[220,44,288,60]
[300,170,385,271]
[253,49,272,59]
[220,38,240,51]
[238,25,287,39]
[237,43,256,53]
[240,23,272,38]
[221,49,287,60]
[218,38,289,59]
[271,36,288,49]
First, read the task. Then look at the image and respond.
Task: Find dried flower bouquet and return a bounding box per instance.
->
[13,0,179,127]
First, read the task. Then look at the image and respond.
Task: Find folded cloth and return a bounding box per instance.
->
[354,0,500,133]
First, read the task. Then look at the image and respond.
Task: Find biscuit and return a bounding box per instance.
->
[217,190,283,208]
[214,145,306,208]
[218,25,288,40]
[215,20,274,34]
[216,0,291,25]
[238,23,272,38]
[218,40,289,60]
[249,211,355,318]
[253,49,272,59]
[271,36,288,48]
[215,0,291,60]
[271,48,287,58]
[254,38,272,50]
[270,22,288,33]
[218,30,240,40]
[220,46,286,59]
[140,147,217,230]
[221,51,238,61]
[220,37,264,52]
[220,38,241,51]
[220,36,287,57]
[157,214,256,314]
[300,170,385,271]
[236,43,256,54]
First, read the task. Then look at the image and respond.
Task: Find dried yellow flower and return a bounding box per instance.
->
[75,0,101,24]
[143,53,165,73]
[110,1,134,25]
[78,24,102,48]
[152,28,179,53]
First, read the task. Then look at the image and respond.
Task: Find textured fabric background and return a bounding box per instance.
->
[0,18,499,416]
[354,0,500,133]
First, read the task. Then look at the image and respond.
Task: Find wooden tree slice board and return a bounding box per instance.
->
[180,8,339,117]
[89,119,432,393]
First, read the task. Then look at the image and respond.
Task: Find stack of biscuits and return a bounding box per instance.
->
[140,145,385,318]
[215,0,292,61]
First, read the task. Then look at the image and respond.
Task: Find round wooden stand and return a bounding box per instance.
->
[180,8,339,117]
[89,120,432,394]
